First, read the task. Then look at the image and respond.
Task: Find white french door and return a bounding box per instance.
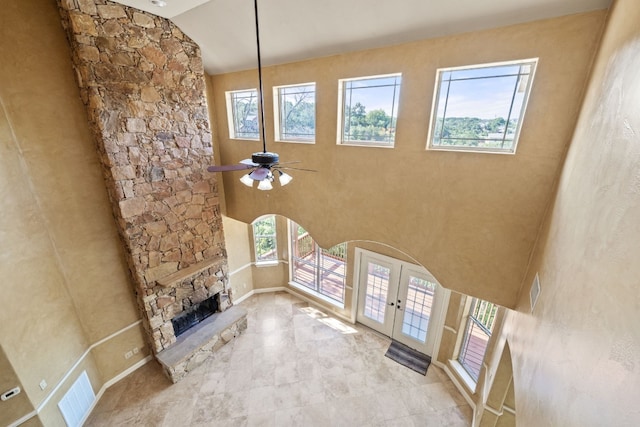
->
[355,249,446,356]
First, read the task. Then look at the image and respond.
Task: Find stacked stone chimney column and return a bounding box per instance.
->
[57,0,229,352]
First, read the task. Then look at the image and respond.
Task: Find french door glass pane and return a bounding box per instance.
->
[401,276,436,343]
[363,262,390,323]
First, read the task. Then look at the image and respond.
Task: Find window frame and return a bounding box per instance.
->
[337,73,402,148]
[426,58,538,155]
[226,88,260,140]
[288,220,347,307]
[456,297,498,383]
[252,215,278,265]
[273,82,316,143]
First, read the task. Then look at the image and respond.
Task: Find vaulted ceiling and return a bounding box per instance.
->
[113,0,610,74]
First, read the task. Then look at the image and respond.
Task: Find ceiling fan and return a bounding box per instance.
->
[207,0,313,190]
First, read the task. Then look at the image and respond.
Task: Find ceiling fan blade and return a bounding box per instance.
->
[240,158,259,166]
[277,166,318,172]
[274,160,302,166]
[207,164,254,172]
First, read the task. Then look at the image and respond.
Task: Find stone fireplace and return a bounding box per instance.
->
[152,257,248,383]
[56,0,246,381]
[172,293,219,338]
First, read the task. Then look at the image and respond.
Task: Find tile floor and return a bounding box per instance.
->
[86,292,472,426]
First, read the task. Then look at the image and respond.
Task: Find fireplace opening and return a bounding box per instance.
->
[171,295,219,337]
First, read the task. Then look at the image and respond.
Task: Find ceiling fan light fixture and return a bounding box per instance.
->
[278,171,293,186]
[206,0,313,189]
[239,174,254,187]
[249,167,270,181]
[257,179,273,191]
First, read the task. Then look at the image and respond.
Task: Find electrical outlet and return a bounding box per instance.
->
[124,351,133,359]
[39,380,47,391]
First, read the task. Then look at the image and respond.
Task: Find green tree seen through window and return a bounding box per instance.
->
[253,216,277,263]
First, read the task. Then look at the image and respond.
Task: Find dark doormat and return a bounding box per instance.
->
[385,340,431,375]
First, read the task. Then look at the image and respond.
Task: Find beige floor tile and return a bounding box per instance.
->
[85,292,472,427]
[246,411,275,427]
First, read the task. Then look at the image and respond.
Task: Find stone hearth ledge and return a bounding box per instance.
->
[156,305,248,383]
[156,257,225,288]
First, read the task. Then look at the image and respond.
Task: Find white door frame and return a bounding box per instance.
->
[355,250,402,336]
[352,248,450,358]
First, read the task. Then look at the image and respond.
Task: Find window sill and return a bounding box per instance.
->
[288,281,345,309]
[338,142,394,149]
[276,139,315,144]
[255,260,280,268]
[428,145,516,155]
[230,137,260,142]
[448,360,477,393]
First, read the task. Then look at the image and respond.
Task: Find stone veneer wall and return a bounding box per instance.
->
[56,0,229,353]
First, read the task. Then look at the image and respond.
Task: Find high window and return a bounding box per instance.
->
[428,59,537,153]
[252,215,277,264]
[274,83,316,142]
[289,220,347,305]
[338,73,402,147]
[226,89,259,140]
[458,298,498,381]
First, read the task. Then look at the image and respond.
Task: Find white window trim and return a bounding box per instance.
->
[255,260,279,267]
[288,281,345,309]
[453,296,499,388]
[448,359,478,393]
[447,296,479,391]
[226,88,260,141]
[273,82,316,144]
[426,58,538,155]
[337,72,402,148]
[287,220,346,306]
[252,215,277,264]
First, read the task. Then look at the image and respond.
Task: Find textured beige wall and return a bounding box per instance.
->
[90,325,148,382]
[499,0,640,424]
[0,346,36,426]
[252,263,288,290]
[437,292,465,365]
[223,215,254,300]
[0,0,141,423]
[209,11,606,308]
[36,356,103,427]
[250,215,288,291]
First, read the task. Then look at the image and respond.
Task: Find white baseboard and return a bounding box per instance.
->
[233,289,255,305]
[234,286,353,325]
[8,410,38,427]
[433,360,477,425]
[104,355,153,390]
[80,356,153,426]
[233,287,287,305]
[254,286,287,294]
[283,287,353,324]
[8,339,150,427]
